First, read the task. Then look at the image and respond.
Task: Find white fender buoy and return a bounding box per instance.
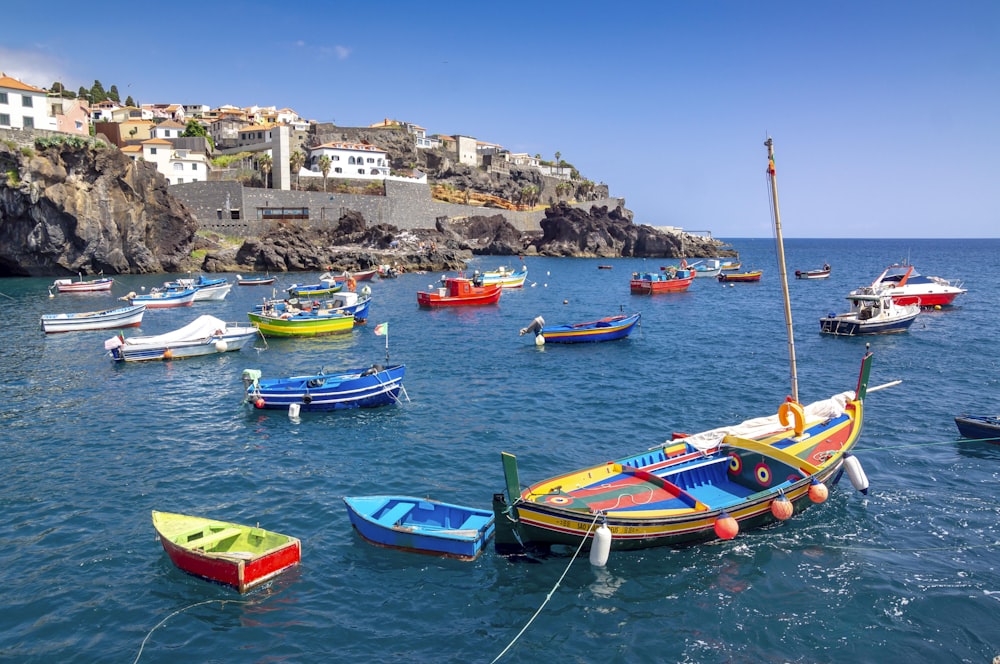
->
[535,334,545,346]
[214,340,228,352]
[589,523,612,566]
[288,403,301,418]
[843,454,869,495]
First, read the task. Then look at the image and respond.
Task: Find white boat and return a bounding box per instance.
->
[41,304,146,334]
[105,314,258,362]
[51,275,114,293]
[476,264,527,288]
[820,289,920,335]
[690,259,722,278]
[123,288,197,309]
[164,276,232,301]
[851,263,966,308]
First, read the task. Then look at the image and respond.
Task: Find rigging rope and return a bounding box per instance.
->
[133,596,260,663]
[490,512,602,663]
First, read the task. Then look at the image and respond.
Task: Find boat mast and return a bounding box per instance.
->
[765,137,799,403]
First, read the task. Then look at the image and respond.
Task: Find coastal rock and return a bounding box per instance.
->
[532,202,732,258]
[0,140,197,276]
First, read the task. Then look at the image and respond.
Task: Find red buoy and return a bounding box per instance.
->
[254,398,265,409]
[771,495,793,520]
[162,349,173,360]
[808,479,829,503]
[714,512,739,540]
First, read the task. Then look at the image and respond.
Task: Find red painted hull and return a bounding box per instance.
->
[417,277,502,307]
[891,291,961,308]
[159,535,301,593]
[630,276,694,294]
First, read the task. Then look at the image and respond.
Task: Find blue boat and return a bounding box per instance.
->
[819,290,920,336]
[519,312,641,344]
[242,364,406,411]
[954,415,1000,442]
[343,496,495,560]
[253,291,372,325]
[286,272,343,297]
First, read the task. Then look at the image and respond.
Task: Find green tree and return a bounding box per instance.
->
[108,85,121,103]
[89,80,107,104]
[258,153,272,188]
[77,86,88,100]
[290,150,306,190]
[182,120,214,149]
[318,155,331,191]
[125,95,135,107]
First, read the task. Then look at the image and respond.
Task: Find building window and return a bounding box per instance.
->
[366,157,374,164]
[357,168,365,175]
[150,148,157,154]
[24,117,34,129]
[0,92,7,104]
[332,155,339,161]
[22,95,33,108]
[334,167,342,174]
[0,113,9,126]
[173,163,184,171]
[191,163,198,170]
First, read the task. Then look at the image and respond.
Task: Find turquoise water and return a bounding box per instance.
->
[1,238,998,663]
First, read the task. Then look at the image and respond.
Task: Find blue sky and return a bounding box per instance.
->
[3,1,997,238]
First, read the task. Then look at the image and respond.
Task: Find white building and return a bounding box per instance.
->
[306,141,390,179]
[123,137,211,185]
[151,119,186,140]
[0,73,57,131]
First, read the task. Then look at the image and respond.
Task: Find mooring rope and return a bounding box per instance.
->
[133,596,259,663]
[490,512,602,663]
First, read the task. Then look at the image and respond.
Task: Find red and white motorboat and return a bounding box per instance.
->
[853,263,966,308]
[51,276,114,293]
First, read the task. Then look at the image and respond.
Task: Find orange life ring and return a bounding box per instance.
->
[778,401,805,436]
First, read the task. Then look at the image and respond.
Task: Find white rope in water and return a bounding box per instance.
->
[133,597,257,663]
[490,512,602,663]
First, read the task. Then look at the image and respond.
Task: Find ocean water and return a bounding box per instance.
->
[1,238,998,663]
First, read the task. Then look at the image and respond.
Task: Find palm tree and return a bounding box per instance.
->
[290,150,306,190]
[318,155,332,192]
[258,153,272,188]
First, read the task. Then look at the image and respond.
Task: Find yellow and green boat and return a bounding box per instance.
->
[248,307,355,337]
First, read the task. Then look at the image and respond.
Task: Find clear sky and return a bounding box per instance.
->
[3,1,997,238]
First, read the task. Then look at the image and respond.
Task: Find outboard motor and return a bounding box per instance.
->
[519,316,545,337]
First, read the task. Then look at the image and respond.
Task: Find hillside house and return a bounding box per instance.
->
[0,73,57,131]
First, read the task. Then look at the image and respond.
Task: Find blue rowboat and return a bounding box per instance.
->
[519,312,641,344]
[343,495,495,560]
[126,288,197,308]
[954,415,1000,442]
[243,364,406,411]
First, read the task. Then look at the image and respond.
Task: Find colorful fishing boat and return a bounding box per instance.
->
[954,415,1000,442]
[721,259,742,271]
[795,264,831,280]
[629,267,695,294]
[492,137,875,557]
[50,275,114,293]
[851,263,966,308]
[237,274,277,286]
[343,496,495,560]
[124,288,197,308]
[286,272,343,298]
[105,314,258,362]
[417,276,502,307]
[151,510,301,593]
[819,290,920,335]
[330,268,379,283]
[519,312,641,344]
[476,264,528,288]
[718,270,763,283]
[41,304,146,334]
[247,305,355,337]
[243,364,406,411]
[254,290,371,326]
[164,275,232,301]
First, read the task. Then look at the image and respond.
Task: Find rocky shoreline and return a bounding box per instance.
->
[1,141,734,277]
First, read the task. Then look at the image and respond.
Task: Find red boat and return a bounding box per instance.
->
[718,270,763,283]
[629,268,695,294]
[852,263,966,308]
[52,276,114,293]
[152,511,301,593]
[417,276,502,307]
[331,268,379,283]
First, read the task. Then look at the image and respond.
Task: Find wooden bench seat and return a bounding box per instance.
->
[186,527,242,549]
[378,503,413,526]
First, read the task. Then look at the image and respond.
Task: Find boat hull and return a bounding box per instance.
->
[53,277,114,293]
[343,495,494,560]
[954,415,1000,441]
[247,310,356,337]
[795,269,831,279]
[41,304,145,333]
[110,329,257,362]
[129,289,197,308]
[819,311,919,335]
[417,280,502,307]
[494,384,867,554]
[238,277,276,286]
[247,365,406,411]
[718,271,763,282]
[629,275,694,294]
[152,511,300,593]
[539,313,641,343]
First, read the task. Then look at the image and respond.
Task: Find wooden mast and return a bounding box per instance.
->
[765,137,799,403]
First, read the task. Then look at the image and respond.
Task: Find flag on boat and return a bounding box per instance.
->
[374,322,388,336]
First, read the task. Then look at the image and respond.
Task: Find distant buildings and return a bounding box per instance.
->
[0,73,57,131]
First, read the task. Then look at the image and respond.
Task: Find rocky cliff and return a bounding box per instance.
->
[0,137,197,276]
